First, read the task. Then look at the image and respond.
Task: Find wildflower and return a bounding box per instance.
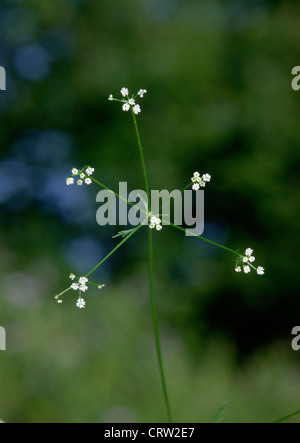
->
[128,99,135,106]
[98,284,105,289]
[72,168,79,176]
[138,89,147,98]
[69,273,76,280]
[76,298,86,309]
[79,277,88,285]
[80,173,85,179]
[66,178,74,186]
[77,179,83,186]
[122,103,130,112]
[85,178,92,185]
[191,172,211,189]
[234,248,265,277]
[257,266,265,275]
[57,299,63,304]
[85,167,95,176]
[71,283,79,291]
[121,87,129,97]
[108,94,114,101]
[79,284,88,292]
[202,174,211,182]
[149,214,162,230]
[133,104,141,115]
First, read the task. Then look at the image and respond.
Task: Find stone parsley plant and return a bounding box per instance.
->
[55,87,265,422]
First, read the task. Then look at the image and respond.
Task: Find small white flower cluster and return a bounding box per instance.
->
[70,274,89,292]
[66,167,95,186]
[149,215,162,231]
[108,87,147,116]
[235,248,265,275]
[69,274,89,308]
[191,172,211,191]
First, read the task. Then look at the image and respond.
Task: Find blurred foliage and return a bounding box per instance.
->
[0,0,300,423]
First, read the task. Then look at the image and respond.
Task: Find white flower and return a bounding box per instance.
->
[257,266,265,275]
[76,298,86,309]
[79,284,88,292]
[77,179,83,186]
[128,98,135,105]
[122,103,130,112]
[249,256,255,263]
[243,257,248,263]
[98,284,105,289]
[192,183,200,191]
[193,172,200,178]
[79,277,88,284]
[202,174,211,182]
[72,168,78,176]
[66,178,74,185]
[138,89,147,98]
[200,181,206,187]
[80,173,85,179]
[244,265,251,274]
[108,94,114,101]
[121,87,129,97]
[71,283,79,291]
[133,104,141,115]
[69,273,76,280]
[245,248,253,257]
[235,266,242,272]
[149,214,162,230]
[57,299,63,304]
[85,167,94,176]
[85,178,92,185]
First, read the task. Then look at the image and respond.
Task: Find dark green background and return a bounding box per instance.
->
[0,0,300,423]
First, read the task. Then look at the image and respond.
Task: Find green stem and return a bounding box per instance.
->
[273,409,300,423]
[148,228,173,423]
[131,110,173,423]
[169,223,241,258]
[132,111,150,198]
[85,224,142,278]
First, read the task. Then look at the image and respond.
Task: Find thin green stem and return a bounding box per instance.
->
[168,222,241,258]
[131,111,173,423]
[131,111,150,198]
[91,176,149,218]
[56,226,141,300]
[181,181,193,193]
[86,224,142,278]
[273,409,300,423]
[148,228,173,423]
